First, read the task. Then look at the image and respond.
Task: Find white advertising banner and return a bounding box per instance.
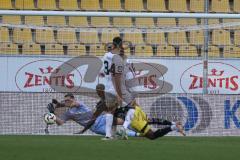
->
[0,56,240,94]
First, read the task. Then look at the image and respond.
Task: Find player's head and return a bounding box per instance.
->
[96,83,105,98]
[112,37,124,52]
[64,93,75,107]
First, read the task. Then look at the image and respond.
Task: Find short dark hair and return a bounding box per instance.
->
[112,37,123,48]
[96,83,105,91]
[64,93,74,99]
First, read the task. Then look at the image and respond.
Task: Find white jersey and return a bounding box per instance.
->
[102,52,116,95]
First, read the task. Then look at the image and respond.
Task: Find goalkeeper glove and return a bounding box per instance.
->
[47,103,55,113]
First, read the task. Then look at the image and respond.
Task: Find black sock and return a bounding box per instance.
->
[148,118,172,125]
[153,127,172,139]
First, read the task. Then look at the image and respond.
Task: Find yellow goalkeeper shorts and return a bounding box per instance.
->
[131,106,151,135]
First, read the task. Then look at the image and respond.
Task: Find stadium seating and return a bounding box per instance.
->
[81,0,100,10]
[179,46,198,57]
[234,30,240,46]
[0,43,18,54]
[211,0,230,13]
[13,28,32,44]
[168,32,188,45]
[233,0,240,13]
[91,17,111,27]
[168,0,188,12]
[101,28,120,44]
[124,0,145,11]
[47,16,66,26]
[102,0,122,11]
[211,30,231,46]
[15,0,36,10]
[189,30,204,46]
[157,18,176,27]
[59,0,79,10]
[35,29,56,44]
[135,18,155,28]
[89,45,106,56]
[79,29,99,44]
[2,15,22,25]
[189,0,204,12]
[22,43,41,55]
[113,17,133,27]
[37,0,57,10]
[68,16,89,27]
[223,46,240,58]
[67,44,86,56]
[0,0,13,9]
[134,45,153,56]
[157,45,176,56]
[145,30,166,45]
[56,29,78,44]
[44,44,64,55]
[208,46,220,57]
[0,27,10,43]
[146,0,167,12]
[25,16,44,25]
[178,19,197,26]
[123,29,144,45]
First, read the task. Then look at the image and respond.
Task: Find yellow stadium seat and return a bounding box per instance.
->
[178,19,197,26]
[13,28,32,44]
[135,18,155,28]
[113,17,133,27]
[67,44,86,56]
[102,0,122,11]
[179,46,198,57]
[37,0,57,10]
[0,27,10,43]
[208,46,220,57]
[189,30,204,46]
[212,30,231,46]
[35,29,56,44]
[157,45,176,56]
[123,47,131,56]
[157,18,176,27]
[22,43,41,55]
[123,29,144,45]
[206,19,220,25]
[15,0,36,10]
[81,0,100,10]
[233,0,240,13]
[146,30,166,45]
[25,16,44,25]
[134,45,153,56]
[0,0,13,9]
[89,45,106,56]
[91,17,111,27]
[146,0,167,12]
[223,46,240,58]
[234,30,240,45]
[168,0,188,12]
[68,16,89,27]
[59,0,79,10]
[2,15,22,24]
[101,28,120,44]
[79,29,99,44]
[223,19,240,30]
[168,32,188,45]
[47,16,66,26]
[124,0,145,11]
[211,0,230,13]
[57,29,78,44]
[0,43,18,54]
[45,44,64,55]
[189,0,204,12]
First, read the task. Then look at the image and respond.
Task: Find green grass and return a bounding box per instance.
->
[0,136,239,160]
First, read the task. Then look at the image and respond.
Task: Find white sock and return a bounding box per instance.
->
[105,113,113,137]
[171,124,177,131]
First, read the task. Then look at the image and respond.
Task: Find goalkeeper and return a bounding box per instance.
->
[47,92,139,137]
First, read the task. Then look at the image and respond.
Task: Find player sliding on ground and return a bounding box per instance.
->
[108,37,186,139]
[46,92,139,138]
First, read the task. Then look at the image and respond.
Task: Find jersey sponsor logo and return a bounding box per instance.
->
[180,62,240,94]
[15,59,82,92]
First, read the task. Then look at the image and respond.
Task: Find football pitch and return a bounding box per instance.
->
[0,136,239,160]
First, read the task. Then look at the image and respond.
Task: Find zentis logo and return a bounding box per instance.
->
[15,59,82,92]
[180,62,240,94]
